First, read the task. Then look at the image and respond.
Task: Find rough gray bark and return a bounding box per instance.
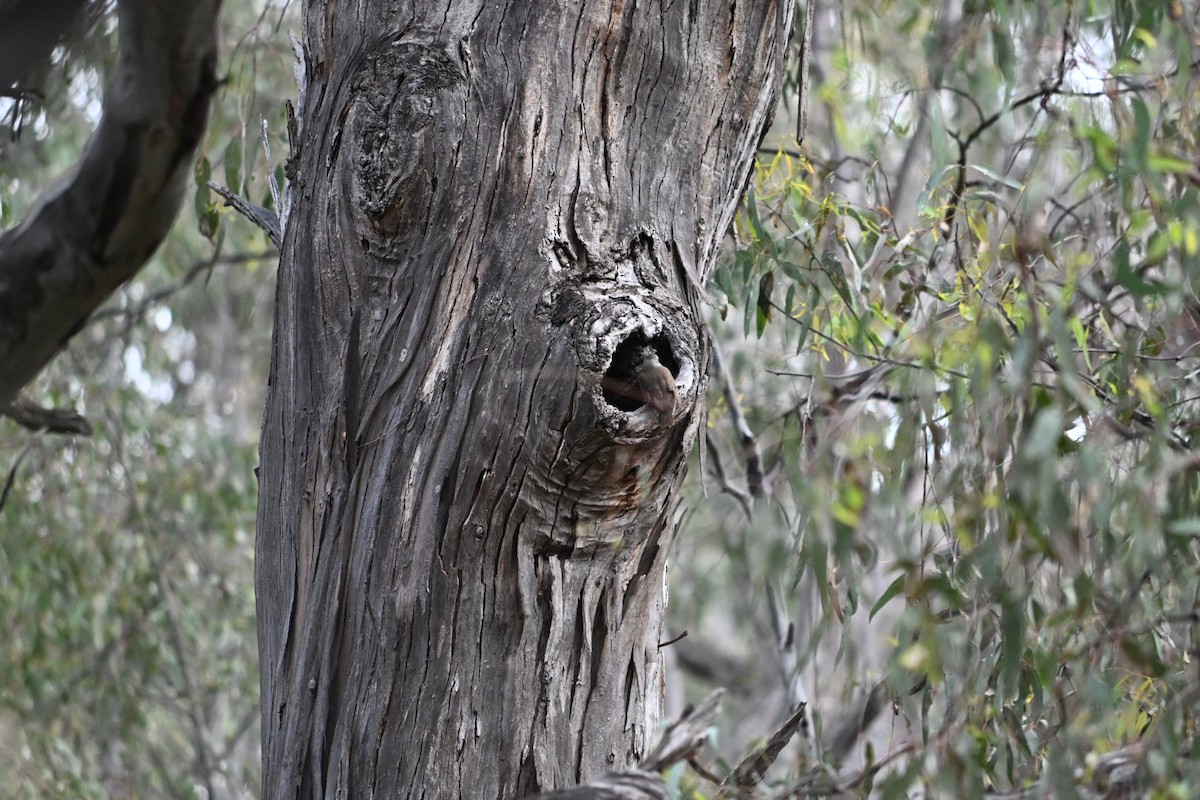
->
[526,690,724,799]
[0,0,222,408]
[255,2,796,798]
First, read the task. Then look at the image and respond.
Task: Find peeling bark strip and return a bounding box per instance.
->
[0,0,222,407]
[256,2,796,798]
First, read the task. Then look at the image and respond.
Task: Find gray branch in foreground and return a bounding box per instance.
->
[718,701,808,795]
[0,0,221,408]
[2,396,91,435]
[207,182,282,248]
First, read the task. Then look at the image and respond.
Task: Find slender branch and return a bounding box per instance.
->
[711,338,766,498]
[2,396,91,435]
[0,432,40,513]
[208,182,283,247]
[704,435,753,519]
[152,567,217,799]
[89,250,276,324]
[1069,608,1200,662]
[941,16,1074,236]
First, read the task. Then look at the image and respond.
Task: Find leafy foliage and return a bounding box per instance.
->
[673,1,1200,796]
[0,2,294,796]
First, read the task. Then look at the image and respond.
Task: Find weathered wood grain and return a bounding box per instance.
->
[256,3,796,797]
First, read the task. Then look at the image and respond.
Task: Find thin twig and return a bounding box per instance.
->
[90,250,276,324]
[1069,608,1200,661]
[0,433,42,513]
[705,436,753,519]
[711,338,766,498]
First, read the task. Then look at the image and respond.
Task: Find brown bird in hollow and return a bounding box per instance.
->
[602,345,678,424]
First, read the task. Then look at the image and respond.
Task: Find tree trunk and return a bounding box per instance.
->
[255,2,795,798]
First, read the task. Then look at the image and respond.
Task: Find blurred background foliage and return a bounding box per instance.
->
[670,0,1200,797]
[0,2,290,797]
[2,0,1199,798]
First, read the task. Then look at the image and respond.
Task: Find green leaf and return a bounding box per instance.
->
[820,254,855,309]
[224,136,243,194]
[1146,153,1193,174]
[713,260,735,301]
[1000,595,1024,699]
[967,162,1024,191]
[755,271,775,338]
[745,186,768,245]
[1080,125,1118,172]
[991,24,1015,83]
[794,285,818,354]
[1068,317,1091,372]
[1114,240,1167,297]
[870,572,907,621]
[1131,98,1151,172]
[193,156,219,241]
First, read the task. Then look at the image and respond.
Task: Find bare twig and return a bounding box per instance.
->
[0,432,41,513]
[208,182,283,247]
[642,689,726,773]
[705,436,754,519]
[941,17,1074,238]
[657,630,688,650]
[1069,608,1200,661]
[711,338,766,498]
[152,566,217,799]
[89,250,276,325]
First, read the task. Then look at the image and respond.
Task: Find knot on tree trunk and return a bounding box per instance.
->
[348,36,466,237]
